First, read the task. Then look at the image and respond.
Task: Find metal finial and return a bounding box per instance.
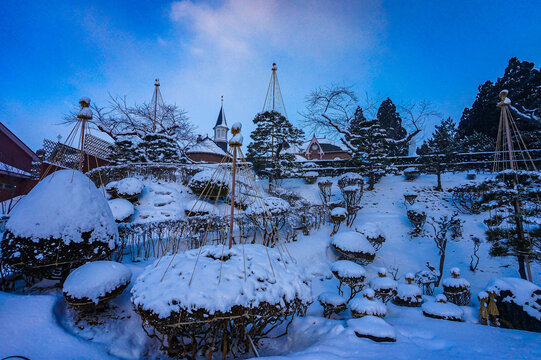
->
[272,62,277,71]
[155,78,160,87]
[221,95,224,106]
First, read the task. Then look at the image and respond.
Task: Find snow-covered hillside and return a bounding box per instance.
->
[0,172,540,359]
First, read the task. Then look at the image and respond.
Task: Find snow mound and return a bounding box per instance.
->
[246,196,290,216]
[370,276,398,291]
[331,207,347,217]
[108,198,134,222]
[396,283,422,300]
[331,231,375,254]
[318,291,347,306]
[6,170,118,245]
[348,316,396,342]
[487,277,541,319]
[131,244,312,318]
[304,171,319,177]
[115,177,144,197]
[63,261,132,304]
[184,199,216,215]
[350,298,387,317]
[355,223,385,240]
[330,260,366,278]
[442,276,470,288]
[422,297,463,321]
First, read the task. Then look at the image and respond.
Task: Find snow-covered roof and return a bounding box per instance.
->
[186,138,226,155]
[302,138,347,152]
[0,121,40,162]
[0,161,33,178]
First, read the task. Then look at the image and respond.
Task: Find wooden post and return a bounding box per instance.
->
[228,145,238,249]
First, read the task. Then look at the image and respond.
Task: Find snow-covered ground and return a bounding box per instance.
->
[1,172,540,359]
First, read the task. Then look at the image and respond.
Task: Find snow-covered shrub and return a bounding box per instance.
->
[331,231,376,265]
[415,265,439,296]
[304,171,319,184]
[484,277,541,332]
[428,213,463,286]
[108,198,134,223]
[63,261,131,309]
[330,260,366,301]
[467,171,476,180]
[330,207,347,235]
[370,268,398,303]
[131,244,312,358]
[393,273,423,307]
[188,170,229,200]
[355,223,386,250]
[318,291,347,318]
[184,199,216,217]
[349,288,387,318]
[246,197,290,246]
[317,179,333,205]
[108,177,145,202]
[442,267,471,306]
[451,183,483,214]
[348,316,396,342]
[403,167,420,181]
[1,170,118,279]
[341,185,363,226]
[407,203,427,235]
[421,294,463,322]
[337,172,364,191]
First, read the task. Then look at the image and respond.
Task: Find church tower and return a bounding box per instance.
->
[213,96,228,152]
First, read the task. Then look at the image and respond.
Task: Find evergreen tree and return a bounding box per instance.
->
[417,117,459,190]
[459,131,496,153]
[458,57,541,148]
[138,133,180,163]
[109,136,144,164]
[247,111,304,189]
[377,98,408,156]
[476,170,541,279]
[346,106,390,189]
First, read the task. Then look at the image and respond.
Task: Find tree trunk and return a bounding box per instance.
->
[436,242,447,287]
[517,255,527,280]
[436,169,442,191]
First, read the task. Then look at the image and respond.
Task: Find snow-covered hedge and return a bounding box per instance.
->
[331,231,376,265]
[1,170,118,278]
[63,260,131,306]
[188,170,229,200]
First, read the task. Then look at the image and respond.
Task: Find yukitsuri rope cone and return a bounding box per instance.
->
[131,123,312,359]
[1,98,117,280]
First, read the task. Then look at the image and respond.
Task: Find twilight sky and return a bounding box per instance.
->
[1,0,540,150]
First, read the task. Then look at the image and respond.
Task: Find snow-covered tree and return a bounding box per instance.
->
[138,133,180,163]
[64,94,195,161]
[417,117,459,190]
[459,131,495,153]
[458,57,541,148]
[377,98,408,156]
[478,170,541,279]
[247,111,304,190]
[108,136,143,163]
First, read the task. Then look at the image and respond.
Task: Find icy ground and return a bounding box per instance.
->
[1,172,540,359]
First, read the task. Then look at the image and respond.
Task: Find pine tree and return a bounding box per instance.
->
[477,170,541,279]
[417,117,459,190]
[377,98,408,156]
[458,58,541,148]
[109,136,144,164]
[459,131,495,153]
[346,107,390,189]
[138,133,180,163]
[247,111,304,189]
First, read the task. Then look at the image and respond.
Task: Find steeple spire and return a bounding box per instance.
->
[213,97,228,152]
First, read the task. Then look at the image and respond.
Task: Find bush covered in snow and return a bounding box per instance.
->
[355,223,386,250]
[318,291,347,318]
[108,198,134,223]
[63,260,131,308]
[407,203,427,235]
[1,170,118,279]
[442,267,471,306]
[422,294,463,322]
[393,273,423,307]
[107,177,145,202]
[304,171,319,184]
[403,167,420,181]
[331,231,376,265]
[330,260,366,300]
[348,316,396,342]
[370,268,398,303]
[188,169,230,200]
[131,244,311,358]
[350,288,387,318]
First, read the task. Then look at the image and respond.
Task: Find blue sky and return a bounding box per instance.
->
[1,0,540,150]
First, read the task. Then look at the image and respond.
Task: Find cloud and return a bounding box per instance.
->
[170,0,384,63]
